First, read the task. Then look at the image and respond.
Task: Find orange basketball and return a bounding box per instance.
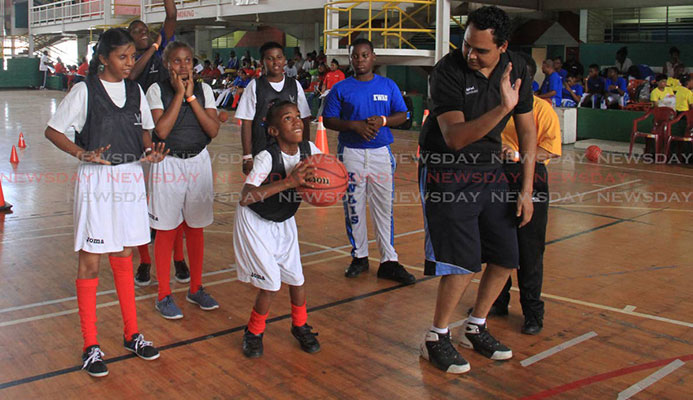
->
[297,154,348,207]
[586,145,602,162]
[218,111,229,123]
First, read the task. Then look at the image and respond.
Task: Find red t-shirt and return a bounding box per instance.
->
[76,62,88,76]
[324,69,345,90]
[54,63,66,74]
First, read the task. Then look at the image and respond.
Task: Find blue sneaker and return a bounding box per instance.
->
[155,295,183,319]
[186,286,219,310]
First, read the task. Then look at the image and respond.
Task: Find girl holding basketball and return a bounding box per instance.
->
[45,28,166,377]
[233,100,321,358]
[145,41,221,319]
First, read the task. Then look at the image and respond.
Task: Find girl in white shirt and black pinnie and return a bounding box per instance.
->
[45,28,168,378]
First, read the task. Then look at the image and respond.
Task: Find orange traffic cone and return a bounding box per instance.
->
[10,145,19,164]
[18,132,26,149]
[315,116,329,154]
[0,178,11,212]
[422,109,430,126]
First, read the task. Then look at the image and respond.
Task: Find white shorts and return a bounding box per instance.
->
[148,147,214,231]
[233,205,304,291]
[73,162,150,253]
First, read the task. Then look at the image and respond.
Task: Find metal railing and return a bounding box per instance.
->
[30,0,140,27]
[31,0,105,26]
[324,0,437,51]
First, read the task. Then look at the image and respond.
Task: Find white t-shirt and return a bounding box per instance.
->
[48,80,155,134]
[39,55,50,72]
[235,77,312,121]
[615,58,633,74]
[245,142,322,187]
[284,65,298,78]
[146,82,217,110]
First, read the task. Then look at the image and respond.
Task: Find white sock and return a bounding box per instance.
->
[430,325,449,335]
[468,316,486,326]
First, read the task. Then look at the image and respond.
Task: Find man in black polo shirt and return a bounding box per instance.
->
[418,6,537,374]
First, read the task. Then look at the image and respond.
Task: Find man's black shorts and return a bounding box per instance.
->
[418,164,519,275]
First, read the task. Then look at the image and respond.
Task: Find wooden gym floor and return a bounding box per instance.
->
[0,90,691,399]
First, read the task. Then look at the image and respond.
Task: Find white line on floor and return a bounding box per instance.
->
[555,204,693,213]
[623,305,637,312]
[298,240,424,272]
[617,359,686,400]
[0,229,425,315]
[520,331,598,367]
[0,254,349,328]
[573,161,693,178]
[550,180,642,203]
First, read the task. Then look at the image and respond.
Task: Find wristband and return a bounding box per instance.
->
[151,43,159,51]
[186,95,197,103]
[381,115,387,127]
[242,154,253,161]
[144,147,152,156]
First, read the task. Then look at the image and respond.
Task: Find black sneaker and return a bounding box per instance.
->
[377,261,416,285]
[242,328,263,358]
[345,257,369,278]
[420,331,470,374]
[134,263,151,287]
[174,260,190,283]
[459,320,512,360]
[521,317,543,335]
[291,324,320,354]
[81,345,108,377]
[124,333,160,360]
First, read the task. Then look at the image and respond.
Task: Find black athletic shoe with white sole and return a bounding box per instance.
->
[420,331,471,374]
[459,320,512,360]
[124,333,160,360]
[81,345,108,377]
[134,263,151,287]
[174,260,190,283]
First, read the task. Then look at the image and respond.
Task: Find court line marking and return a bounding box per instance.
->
[0,276,435,391]
[616,359,686,400]
[520,354,693,400]
[573,160,693,178]
[0,254,349,328]
[623,305,637,312]
[550,179,641,203]
[0,267,236,315]
[520,332,598,367]
[556,204,693,213]
[0,228,425,315]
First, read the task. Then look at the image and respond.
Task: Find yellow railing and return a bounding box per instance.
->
[324,0,459,52]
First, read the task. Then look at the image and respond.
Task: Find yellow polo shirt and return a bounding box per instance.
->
[675,86,693,112]
[501,96,562,165]
[651,87,675,103]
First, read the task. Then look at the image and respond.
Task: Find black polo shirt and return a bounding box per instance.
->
[419,49,533,167]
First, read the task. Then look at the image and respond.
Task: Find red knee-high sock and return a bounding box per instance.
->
[154,227,179,301]
[76,278,99,352]
[291,302,307,327]
[137,244,151,264]
[247,309,268,335]
[183,222,204,294]
[173,228,185,262]
[109,255,139,340]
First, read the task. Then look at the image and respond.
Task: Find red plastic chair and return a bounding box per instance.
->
[627,79,644,101]
[629,107,676,156]
[665,110,693,157]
